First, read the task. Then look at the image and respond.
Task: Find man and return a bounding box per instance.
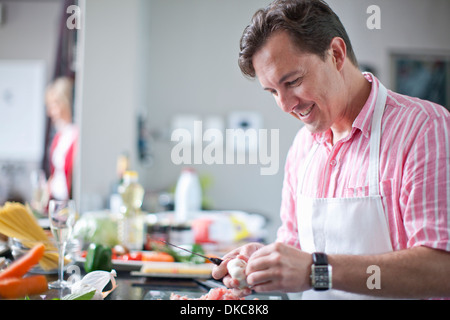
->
[212,0,450,299]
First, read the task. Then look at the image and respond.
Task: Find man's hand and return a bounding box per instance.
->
[211,242,264,296]
[212,242,313,295]
[246,242,312,293]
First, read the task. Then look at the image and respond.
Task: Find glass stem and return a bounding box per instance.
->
[58,242,66,284]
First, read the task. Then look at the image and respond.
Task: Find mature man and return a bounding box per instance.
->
[212,0,450,299]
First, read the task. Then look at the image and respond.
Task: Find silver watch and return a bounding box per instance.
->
[311,252,332,291]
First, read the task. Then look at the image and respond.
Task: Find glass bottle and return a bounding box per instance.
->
[117,170,145,250]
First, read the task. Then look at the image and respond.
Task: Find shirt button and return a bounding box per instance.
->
[330,159,337,166]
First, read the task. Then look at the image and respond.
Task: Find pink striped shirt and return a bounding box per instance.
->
[277,74,450,253]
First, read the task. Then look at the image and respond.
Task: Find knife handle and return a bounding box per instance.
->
[209,257,223,265]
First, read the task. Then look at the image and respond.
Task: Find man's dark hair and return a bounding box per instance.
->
[239,0,359,78]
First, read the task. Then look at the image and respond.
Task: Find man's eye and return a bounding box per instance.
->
[287,78,302,87]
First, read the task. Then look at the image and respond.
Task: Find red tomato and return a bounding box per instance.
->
[128,251,143,261]
[117,251,143,261]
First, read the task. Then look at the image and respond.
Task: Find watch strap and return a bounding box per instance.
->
[312,252,328,266]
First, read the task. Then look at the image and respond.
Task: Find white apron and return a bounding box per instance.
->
[297,83,393,300]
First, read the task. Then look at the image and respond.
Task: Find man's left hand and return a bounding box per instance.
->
[245,242,313,293]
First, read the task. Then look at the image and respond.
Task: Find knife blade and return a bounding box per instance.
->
[157,239,223,265]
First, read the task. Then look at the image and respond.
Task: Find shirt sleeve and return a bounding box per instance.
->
[276,159,299,248]
[402,107,450,252]
[276,130,307,249]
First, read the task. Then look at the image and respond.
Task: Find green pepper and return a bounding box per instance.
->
[84,243,113,273]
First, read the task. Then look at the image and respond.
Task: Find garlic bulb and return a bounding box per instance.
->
[227,258,247,288]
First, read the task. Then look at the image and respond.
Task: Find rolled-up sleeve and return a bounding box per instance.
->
[402,107,450,252]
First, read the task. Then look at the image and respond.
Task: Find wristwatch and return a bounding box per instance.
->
[310,252,332,291]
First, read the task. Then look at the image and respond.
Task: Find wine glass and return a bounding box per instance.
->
[48,199,76,289]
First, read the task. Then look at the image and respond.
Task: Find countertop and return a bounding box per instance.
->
[27,269,289,301]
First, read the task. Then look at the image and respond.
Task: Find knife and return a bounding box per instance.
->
[157,239,223,265]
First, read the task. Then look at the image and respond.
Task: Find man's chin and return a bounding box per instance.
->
[303,122,329,135]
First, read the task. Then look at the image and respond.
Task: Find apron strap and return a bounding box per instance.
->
[368,82,388,196]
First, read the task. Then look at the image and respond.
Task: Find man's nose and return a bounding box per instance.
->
[277,92,297,114]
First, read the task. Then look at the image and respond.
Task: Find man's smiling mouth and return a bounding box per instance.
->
[298,104,315,117]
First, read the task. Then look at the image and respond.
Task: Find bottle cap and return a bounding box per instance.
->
[123,170,138,181]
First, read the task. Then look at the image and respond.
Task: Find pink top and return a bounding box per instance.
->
[277,73,450,253]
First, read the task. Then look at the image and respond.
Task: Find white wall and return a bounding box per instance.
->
[76,0,144,212]
[0,0,60,83]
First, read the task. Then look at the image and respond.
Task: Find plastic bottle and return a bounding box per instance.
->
[117,170,145,250]
[174,168,202,223]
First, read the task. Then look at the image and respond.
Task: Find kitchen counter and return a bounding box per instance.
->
[26,270,210,300]
[27,269,289,301]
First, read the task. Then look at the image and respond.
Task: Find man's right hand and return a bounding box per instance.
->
[211,242,264,296]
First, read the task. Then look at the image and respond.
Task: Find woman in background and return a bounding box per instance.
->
[45,76,77,201]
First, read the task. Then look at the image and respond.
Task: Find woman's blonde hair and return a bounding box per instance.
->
[45,76,74,111]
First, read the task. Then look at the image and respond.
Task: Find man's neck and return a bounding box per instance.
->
[331,66,371,145]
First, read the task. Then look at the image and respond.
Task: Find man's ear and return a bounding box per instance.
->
[329,37,347,72]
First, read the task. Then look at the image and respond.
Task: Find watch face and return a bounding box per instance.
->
[312,265,331,290]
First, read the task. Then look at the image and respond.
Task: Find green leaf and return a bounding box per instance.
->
[62,289,96,300]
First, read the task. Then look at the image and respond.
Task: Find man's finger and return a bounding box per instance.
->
[212,258,230,280]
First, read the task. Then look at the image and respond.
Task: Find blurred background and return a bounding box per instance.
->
[0,0,449,243]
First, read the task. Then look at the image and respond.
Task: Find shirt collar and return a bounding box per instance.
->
[312,72,379,145]
[352,72,379,139]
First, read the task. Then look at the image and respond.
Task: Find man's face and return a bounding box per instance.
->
[253,31,347,134]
